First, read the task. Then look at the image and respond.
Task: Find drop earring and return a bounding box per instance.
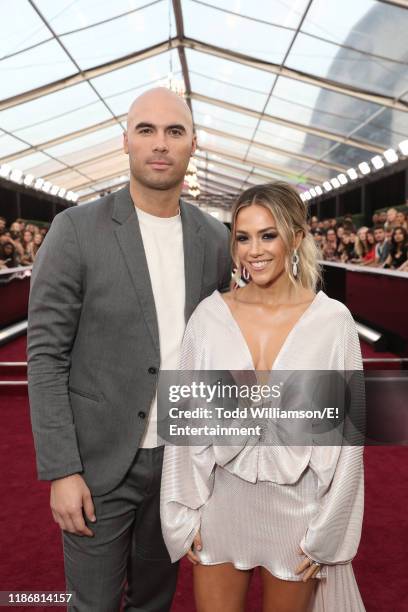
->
[242,266,250,282]
[292,249,299,278]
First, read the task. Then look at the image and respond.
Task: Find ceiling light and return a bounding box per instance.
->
[58,187,66,198]
[331,178,340,189]
[0,164,12,178]
[383,148,398,164]
[323,181,332,192]
[358,162,371,175]
[66,191,74,201]
[399,139,408,155]
[50,185,59,196]
[300,192,306,202]
[42,181,52,193]
[315,186,323,196]
[337,173,348,185]
[304,192,312,201]
[34,178,44,190]
[24,174,35,186]
[347,168,358,180]
[309,188,316,198]
[371,155,384,170]
[10,169,23,183]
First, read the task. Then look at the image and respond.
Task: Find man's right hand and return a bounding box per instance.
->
[50,474,96,537]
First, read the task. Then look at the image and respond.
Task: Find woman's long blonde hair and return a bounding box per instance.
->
[230,182,322,291]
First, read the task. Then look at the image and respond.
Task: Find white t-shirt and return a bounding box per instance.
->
[135,206,185,448]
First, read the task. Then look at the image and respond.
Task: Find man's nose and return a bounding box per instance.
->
[152,136,169,152]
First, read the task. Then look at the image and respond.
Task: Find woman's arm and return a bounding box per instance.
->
[160,309,216,562]
[299,310,365,565]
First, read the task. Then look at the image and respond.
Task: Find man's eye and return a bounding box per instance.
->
[139,128,152,134]
[170,129,182,136]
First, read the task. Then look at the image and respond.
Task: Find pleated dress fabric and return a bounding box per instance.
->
[160,290,366,611]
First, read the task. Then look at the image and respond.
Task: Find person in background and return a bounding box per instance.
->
[312,229,324,254]
[29,233,44,261]
[383,227,408,269]
[20,229,34,265]
[336,225,344,241]
[310,216,318,232]
[378,211,387,226]
[374,225,391,265]
[0,216,6,235]
[351,226,369,263]
[338,231,356,263]
[343,215,356,232]
[0,240,20,268]
[384,208,397,231]
[361,229,376,265]
[395,211,407,230]
[9,222,21,241]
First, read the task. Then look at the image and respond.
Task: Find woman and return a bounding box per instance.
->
[383,226,408,269]
[161,182,365,611]
[337,231,355,263]
[28,232,43,261]
[351,226,369,263]
[361,229,376,265]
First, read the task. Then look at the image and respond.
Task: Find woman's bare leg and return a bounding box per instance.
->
[194,563,252,612]
[261,568,317,612]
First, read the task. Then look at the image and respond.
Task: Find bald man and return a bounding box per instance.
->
[28,87,231,611]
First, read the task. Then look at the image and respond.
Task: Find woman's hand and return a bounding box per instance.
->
[186,530,202,565]
[294,546,322,582]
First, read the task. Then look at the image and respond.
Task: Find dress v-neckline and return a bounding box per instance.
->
[215,289,323,371]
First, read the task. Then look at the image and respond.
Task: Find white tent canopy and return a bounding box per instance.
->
[1,0,407,206]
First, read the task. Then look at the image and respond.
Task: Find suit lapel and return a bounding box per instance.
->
[180,200,205,322]
[112,187,160,356]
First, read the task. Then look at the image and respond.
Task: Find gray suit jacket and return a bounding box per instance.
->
[27,186,231,495]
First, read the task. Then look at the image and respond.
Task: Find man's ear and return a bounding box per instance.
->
[191,133,197,155]
[123,131,129,154]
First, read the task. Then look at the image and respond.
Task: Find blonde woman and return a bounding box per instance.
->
[161,183,365,611]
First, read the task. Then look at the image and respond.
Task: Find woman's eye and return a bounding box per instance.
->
[236,236,248,242]
[263,233,277,240]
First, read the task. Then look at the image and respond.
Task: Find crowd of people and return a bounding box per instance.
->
[307,206,408,272]
[0,217,48,269]
[2,204,408,273]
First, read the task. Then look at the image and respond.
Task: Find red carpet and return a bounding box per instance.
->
[1,335,407,610]
[1,395,407,611]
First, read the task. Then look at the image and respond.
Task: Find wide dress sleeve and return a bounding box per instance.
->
[299,309,365,565]
[160,309,216,562]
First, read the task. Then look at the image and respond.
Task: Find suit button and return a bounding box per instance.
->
[138,411,146,419]
[148,366,157,374]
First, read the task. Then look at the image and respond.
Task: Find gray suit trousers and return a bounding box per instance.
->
[62,446,178,612]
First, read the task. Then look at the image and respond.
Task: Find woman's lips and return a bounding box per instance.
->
[247,260,272,271]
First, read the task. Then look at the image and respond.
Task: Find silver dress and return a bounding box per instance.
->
[161,290,365,611]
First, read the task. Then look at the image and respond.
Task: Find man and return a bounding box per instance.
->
[373,224,391,265]
[28,87,231,611]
